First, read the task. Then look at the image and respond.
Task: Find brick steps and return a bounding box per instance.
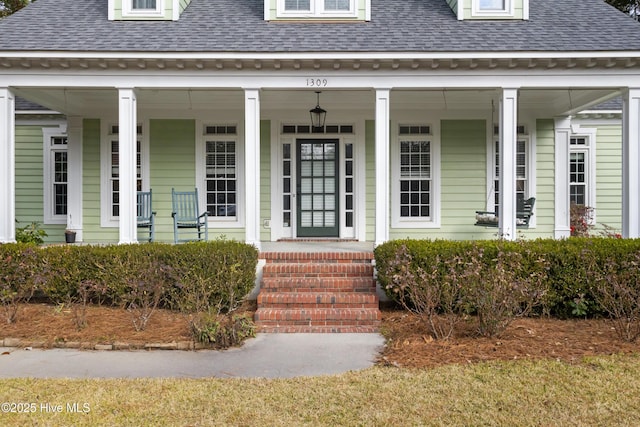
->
[255,251,380,333]
[262,263,374,278]
[257,325,380,333]
[261,277,376,293]
[257,292,379,308]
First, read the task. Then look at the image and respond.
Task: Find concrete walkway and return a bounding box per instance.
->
[0,333,385,379]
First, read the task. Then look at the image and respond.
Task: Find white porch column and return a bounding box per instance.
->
[66,116,83,241]
[117,88,138,244]
[0,88,15,243]
[622,88,640,238]
[244,88,261,249]
[375,89,391,246]
[554,116,572,239]
[498,88,518,240]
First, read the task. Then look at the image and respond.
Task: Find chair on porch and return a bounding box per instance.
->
[475,197,536,228]
[137,190,156,242]
[171,188,208,244]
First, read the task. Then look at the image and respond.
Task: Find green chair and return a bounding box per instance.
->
[171,188,208,243]
[137,190,156,242]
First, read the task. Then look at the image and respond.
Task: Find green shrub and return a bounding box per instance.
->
[0,243,41,323]
[107,245,175,331]
[376,238,640,332]
[588,247,640,342]
[39,245,109,329]
[166,241,259,315]
[383,243,464,339]
[459,243,549,337]
[190,312,256,348]
[33,241,258,331]
[15,221,47,245]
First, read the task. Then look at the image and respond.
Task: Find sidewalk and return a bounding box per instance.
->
[0,333,385,379]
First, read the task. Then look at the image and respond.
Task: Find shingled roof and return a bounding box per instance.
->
[0,0,639,53]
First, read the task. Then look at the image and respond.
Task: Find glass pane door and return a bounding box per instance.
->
[296,139,339,237]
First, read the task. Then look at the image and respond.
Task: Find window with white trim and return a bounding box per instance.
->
[200,124,243,225]
[109,125,143,218]
[206,139,237,218]
[479,0,506,10]
[473,0,512,15]
[400,140,431,218]
[122,0,163,17]
[570,150,586,206]
[101,123,147,227]
[132,0,157,9]
[278,0,355,17]
[569,133,595,210]
[493,127,530,212]
[392,124,440,228]
[43,129,68,224]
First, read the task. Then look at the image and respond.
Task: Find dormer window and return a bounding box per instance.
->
[479,0,506,11]
[278,0,356,18]
[122,0,164,17]
[132,0,158,10]
[473,0,513,16]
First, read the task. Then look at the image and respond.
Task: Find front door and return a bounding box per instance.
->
[296,139,339,237]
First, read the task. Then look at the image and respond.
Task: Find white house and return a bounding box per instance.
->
[2,0,640,246]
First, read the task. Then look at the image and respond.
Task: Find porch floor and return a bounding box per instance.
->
[259,241,374,253]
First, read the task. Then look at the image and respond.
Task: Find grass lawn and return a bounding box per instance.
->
[1,354,639,426]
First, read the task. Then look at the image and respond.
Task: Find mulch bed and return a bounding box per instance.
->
[379,308,639,369]
[2,303,638,369]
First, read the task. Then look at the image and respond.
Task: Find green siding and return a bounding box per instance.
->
[595,125,623,232]
[15,116,628,244]
[80,119,253,243]
[446,0,458,15]
[82,119,116,243]
[260,120,271,242]
[389,120,493,240]
[463,0,525,20]
[526,119,556,238]
[179,0,191,14]
[148,119,203,242]
[267,0,369,20]
[82,118,203,243]
[365,120,376,242]
[386,119,557,241]
[15,125,66,243]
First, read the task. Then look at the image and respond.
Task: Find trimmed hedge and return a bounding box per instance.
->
[375,238,640,319]
[0,240,259,313]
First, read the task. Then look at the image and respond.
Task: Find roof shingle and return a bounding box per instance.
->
[0,0,639,53]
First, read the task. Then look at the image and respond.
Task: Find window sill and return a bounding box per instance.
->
[208,219,244,228]
[391,219,440,229]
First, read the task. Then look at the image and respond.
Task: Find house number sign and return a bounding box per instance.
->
[306,78,328,87]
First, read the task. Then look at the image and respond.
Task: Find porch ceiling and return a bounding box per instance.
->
[13,87,620,118]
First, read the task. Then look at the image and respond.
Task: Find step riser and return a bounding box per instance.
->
[259,303,378,309]
[263,265,374,278]
[261,252,374,263]
[258,293,378,308]
[255,309,381,322]
[261,278,376,293]
[264,259,372,264]
[256,320,381,326]
[258,326,380,333]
